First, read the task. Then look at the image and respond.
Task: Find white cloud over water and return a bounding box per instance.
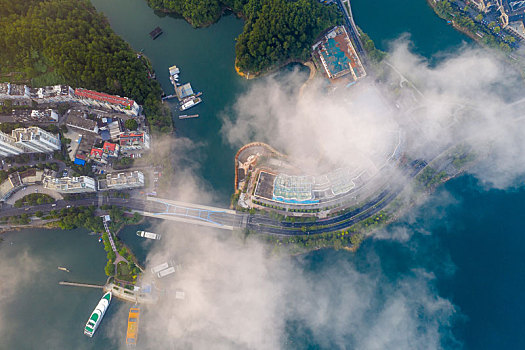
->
[113,40,525,349]
[113,223,458,350]
[223,41,525,188]
[0,247,42,342]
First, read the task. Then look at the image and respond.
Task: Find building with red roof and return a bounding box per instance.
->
[90,148,104,158]
[74,88,141,116]
[119,132,150,149]
[102,142,119,157]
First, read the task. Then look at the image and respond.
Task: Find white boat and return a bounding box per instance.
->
[180,97,202,111]
[136,230,161,240]
[157,267,176,278]
[57,266,70,272]
[84,292,112,337]
[169,65,180,75]
[151,262,170,274]
[157,264,182,278]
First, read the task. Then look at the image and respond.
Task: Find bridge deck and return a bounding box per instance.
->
[146,197,236,214]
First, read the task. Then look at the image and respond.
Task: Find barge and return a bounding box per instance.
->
[149,27,163,40]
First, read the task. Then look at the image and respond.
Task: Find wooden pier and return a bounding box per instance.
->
[59,281,157,304]
[59,281,104,289]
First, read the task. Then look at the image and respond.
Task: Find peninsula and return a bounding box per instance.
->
[146,0,341,77]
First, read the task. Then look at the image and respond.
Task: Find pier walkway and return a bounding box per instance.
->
[59,281,104,289]
[59,281,157,304]
[101,215,127,266]
[102,215,117,253]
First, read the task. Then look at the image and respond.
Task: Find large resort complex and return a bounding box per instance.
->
[313,26,366,84]
[235,130,403,215]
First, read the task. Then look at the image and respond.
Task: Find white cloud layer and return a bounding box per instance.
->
[121,41,525,349]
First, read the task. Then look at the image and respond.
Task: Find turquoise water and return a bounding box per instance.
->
[1,0,524,348]
[0,229,119,349]
[91,0,247,202]
[352,0,472,59]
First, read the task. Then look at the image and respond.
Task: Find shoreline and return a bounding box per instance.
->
[235,58,309,80]
[0,219,61,235]
[425,0,481,43]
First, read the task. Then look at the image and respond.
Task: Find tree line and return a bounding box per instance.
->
[0,0,172,133]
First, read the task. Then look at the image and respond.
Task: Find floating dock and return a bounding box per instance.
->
[179,114,199,119]
[149,27,163,40]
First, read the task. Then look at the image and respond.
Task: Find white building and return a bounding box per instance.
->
[99,171,145,190]
[43,175,97,193]
[11,127,61,153]
[0,131,24,157]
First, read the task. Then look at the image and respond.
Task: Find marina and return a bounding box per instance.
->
[166,65,204,112]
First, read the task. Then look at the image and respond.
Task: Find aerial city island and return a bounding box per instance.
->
[1,0,525,346]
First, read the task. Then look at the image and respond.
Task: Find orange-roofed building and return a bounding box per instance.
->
[74,88,141,116]
[102,142,119,157]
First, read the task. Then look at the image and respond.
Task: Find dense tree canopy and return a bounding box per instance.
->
[0,0,172,132]
[146,0,340,74]
[147,0,247,27]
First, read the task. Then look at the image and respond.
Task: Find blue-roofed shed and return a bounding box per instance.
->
[74,158,86,166]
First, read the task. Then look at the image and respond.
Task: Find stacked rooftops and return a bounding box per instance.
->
[0,83,141,116]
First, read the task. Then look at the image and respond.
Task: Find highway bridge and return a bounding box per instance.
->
[138,196,246,230]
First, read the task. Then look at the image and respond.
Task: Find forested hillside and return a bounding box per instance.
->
[0,0,172,133]
[146,0,340,74]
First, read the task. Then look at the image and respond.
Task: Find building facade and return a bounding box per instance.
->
[11,127,61,153]
[99,171,145,190]
[74,88,141,116]
[0,131,24,157]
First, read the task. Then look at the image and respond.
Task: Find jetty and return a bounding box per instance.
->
[161,94,177,101]
[59,281,104,289]
[59,281,157,304]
